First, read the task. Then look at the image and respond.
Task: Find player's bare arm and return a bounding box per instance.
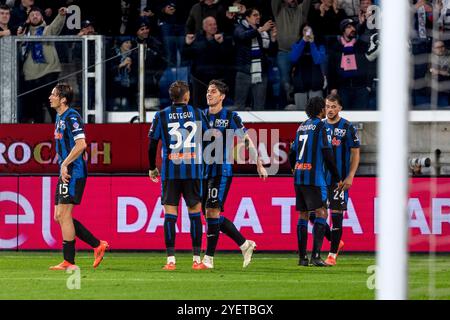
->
[244,133,267,180]
[60,138,87,183]
[342,148,360,191]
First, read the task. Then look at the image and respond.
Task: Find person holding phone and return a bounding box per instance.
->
[290,24,326,110]
[271,0,312,106]
[156,0,197,67]
[233,7,278,110]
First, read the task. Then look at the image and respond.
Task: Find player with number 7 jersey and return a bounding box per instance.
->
[288,97,342,267]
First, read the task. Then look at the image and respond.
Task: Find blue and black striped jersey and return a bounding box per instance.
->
[324,117,360,185]
[203,108,247,178]
[292,117,331,186]
[54,108,87,178]
[149,104,209,180]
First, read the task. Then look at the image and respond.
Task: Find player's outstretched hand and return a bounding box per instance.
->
[341,176,353,191]
[60,165,71,183]
[257,162,268,181]
[335,181,344,191]
[149,168,160,183]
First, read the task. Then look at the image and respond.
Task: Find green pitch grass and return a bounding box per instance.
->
[0,252,449,300]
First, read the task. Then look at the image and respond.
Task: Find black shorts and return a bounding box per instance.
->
[55,177,86,205]
[328,185,348,211]
[295,185,328,212]
[202,176,233,212]
[161,179,202,207]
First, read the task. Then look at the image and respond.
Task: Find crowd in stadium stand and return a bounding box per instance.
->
[1,0,450,122]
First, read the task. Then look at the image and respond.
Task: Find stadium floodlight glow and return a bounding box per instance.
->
[376,0,410,300]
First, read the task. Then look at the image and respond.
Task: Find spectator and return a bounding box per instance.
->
[119,0,142,35]
[336,0,360,20]
[140,2,158,31]
[135,19,167,102]
[438,0,450,35]
[186,0,228,35]
[34,0,65,25]
[309,0,347,38]
[233,8,278,110]
[246,0,274,21]
[289,24,326,110]
[412,0,434,41]
[365,30,379,109]
[78,19,96,36]
[74,20,97,110]
[327,18,372,110]
[357,0,377,45]
[224,0,246,26]
[0,4,13,37]
[107,36,138,111]
[10,0,34,34]
[429,40,450,107]
[0,0,15,7]
[155,0,197,67]
[183,16,233,108]
[271,0,311,106]
[18,7,67,123]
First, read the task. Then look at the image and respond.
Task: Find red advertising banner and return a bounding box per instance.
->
[0,124,296,174]
[1,177,449,252]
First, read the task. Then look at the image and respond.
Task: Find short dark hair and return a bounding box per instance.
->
[28,6,43,16]
[169,81,190,103]
[305,96,325,118]
[208,79,228,95]
[0,5,11,11]
[244,7,259,17]
[54,83,73,105]
[325,93,343,107]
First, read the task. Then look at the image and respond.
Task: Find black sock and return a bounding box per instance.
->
[206,218,220,257]
[63,239,76,264]
[219,216,246,247]
[73,219,100,248]
[297,219,308,259]
[330,213,344,254]
[164,214,177,256]
[310,213,331,241]
[312,217,327,259]
[189,212,202,256]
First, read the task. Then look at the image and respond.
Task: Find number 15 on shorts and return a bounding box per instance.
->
[59,183,69,195]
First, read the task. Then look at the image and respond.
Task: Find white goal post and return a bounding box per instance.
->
[376,0,410,300]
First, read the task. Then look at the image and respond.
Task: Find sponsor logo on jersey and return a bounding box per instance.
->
[295,163,312,171]
[332,137,341,147]
[168,152,197,160]
[54,131,63,140]
[214,119,229,128]
[333,128,347,137]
